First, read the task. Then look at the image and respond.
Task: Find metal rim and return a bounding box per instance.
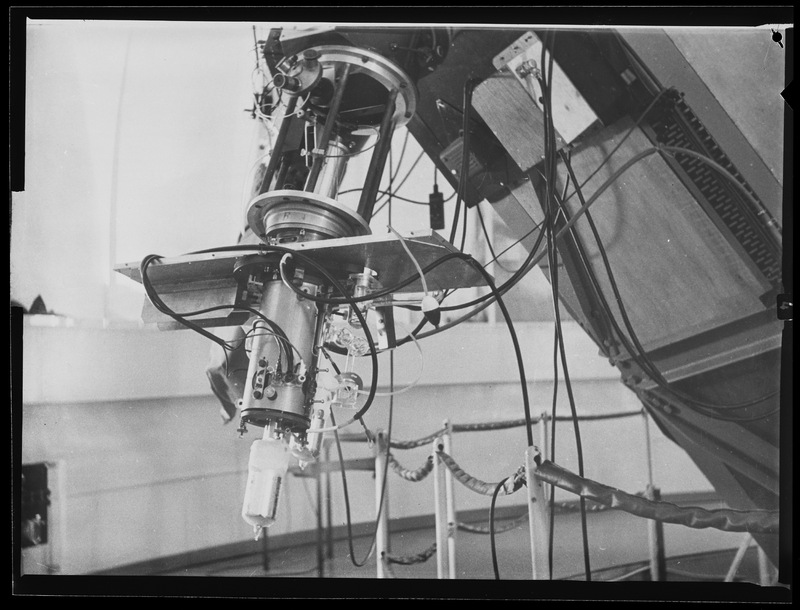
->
[306,44,417,125]
[247,189,372,242]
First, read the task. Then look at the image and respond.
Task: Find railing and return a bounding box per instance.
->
[289,408,779,581]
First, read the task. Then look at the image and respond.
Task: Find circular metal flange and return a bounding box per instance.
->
[247,189,371,242]
[306,44,418,125]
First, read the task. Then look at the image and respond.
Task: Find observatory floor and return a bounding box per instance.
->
[160,498,778,585]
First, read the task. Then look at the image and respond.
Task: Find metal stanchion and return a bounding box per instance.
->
[316,460,324,577]
[324,441,333,560]
[524,446,550,580]
[757,544,774,585]
[442,420,457,579]
[539,411,550,504]
[375,430,390,579]
[725,534,754,582]
[643,411,666,581]
[432,437,447,578]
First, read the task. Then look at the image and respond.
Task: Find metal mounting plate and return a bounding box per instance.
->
[115,229,488,301]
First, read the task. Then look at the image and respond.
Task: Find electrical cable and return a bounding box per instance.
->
[397,144,673,350]
[387,225,429,296]
[449,78,478,248]
[370,150,428,217]
[539,31,592,581]
[561,88,668,206]
[357,328,424,397]
[475,203,521,275]
[330,348,395,569]
[490,477,509,580]
[415,91,682,320]
[547,323,559,579]
[339,188,457,206]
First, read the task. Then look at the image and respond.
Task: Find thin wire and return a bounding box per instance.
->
[331,346,395,569]
[475,204,518,274]
[449,79,477,246]
[357,328,424,397]
[548,323,559,580]
[561,87,669,205]
[540,31,591,582]
[340,188,457,207]
[387,225,429,295]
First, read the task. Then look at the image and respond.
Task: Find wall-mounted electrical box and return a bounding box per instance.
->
[20,462,63,574]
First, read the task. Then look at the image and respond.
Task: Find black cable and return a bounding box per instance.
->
[339,188,456,206]
[393,144,664,347]
[139,255,231,350]
[467,258,534,447]
[548,323,559,580]
[561,88,668,206]
[540,30,591,582]
[475,205,518,274]
[276,249,468,306]
[490,477,508,580]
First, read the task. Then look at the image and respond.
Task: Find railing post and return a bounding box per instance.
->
[539,412,550,503]
[725,533,754,582]
[642,410,666,581]
[375,429,390,579]
[315,459,324,578]
[757,544,774,585]
[524,446,551,580]
[432,437,447,579]
[442,420,457,579]
[324,440,333,560]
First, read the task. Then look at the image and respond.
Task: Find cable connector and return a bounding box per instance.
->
[429,184,445,230]
[505,465,527,494]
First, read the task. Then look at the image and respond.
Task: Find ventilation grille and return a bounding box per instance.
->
[649,96,781,285]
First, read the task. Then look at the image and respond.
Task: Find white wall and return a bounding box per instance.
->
[20,317,714,574]
[16,20,717,575]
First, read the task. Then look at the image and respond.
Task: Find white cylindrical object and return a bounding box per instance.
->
[242,437,291,528]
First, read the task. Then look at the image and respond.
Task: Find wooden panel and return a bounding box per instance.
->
[558,118,769,351]
[472,73,547,171]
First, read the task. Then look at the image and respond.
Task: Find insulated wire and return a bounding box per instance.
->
[540,31,591,581]
[357,327,424,398]
[331,348,395,568]
[490,477,509,580]
[339,188,456,206]
[476,203,525,275]
[449,79,478,248]
[561,87,668,205]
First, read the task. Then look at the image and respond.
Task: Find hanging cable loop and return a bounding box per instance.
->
[435,450,523,497]
[384,542,438,565]
[388,453,435,482]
